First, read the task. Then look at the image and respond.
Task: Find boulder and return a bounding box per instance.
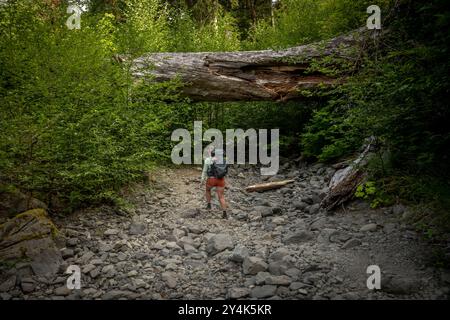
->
[227,287,250,299]
[250,285,277,299]
[282,230,314,244]
[206,234,234,256]
[0,190,47,217]
[0,209,63,276]
[229,245,249,263]
[243,256,268,275]
[382,275,422,295]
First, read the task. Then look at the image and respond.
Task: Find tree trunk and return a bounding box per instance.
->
[130,29,366,102]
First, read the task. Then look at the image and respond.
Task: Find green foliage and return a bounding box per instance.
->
[355,180,393,208]
[116,0,171,55]
[169,4,241,52]
[0,1,189,211]
[301,102,363,162]
[244,0,390,50]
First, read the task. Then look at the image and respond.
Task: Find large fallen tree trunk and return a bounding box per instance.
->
[130,29,368,102]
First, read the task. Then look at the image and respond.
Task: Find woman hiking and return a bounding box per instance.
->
[201,147,228,219]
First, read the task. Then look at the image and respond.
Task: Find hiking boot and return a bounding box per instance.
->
[222,211,227,219]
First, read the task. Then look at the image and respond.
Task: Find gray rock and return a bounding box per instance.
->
[382,275,421,294]
[206,234,234,256]
[265,275,292,286]
[248,211,262,222]
[310,218,326,231]
[102,265,116,278]
[61,248,74,259]
[268,260,293,276]
[102,290,129,300]
[360,224,377,232]
[161,272,178,288]
[0,276,16,292]
[227,287,250,299]
[183,243,198,254]
[255,206,274,217]
[329,231,351,243]
[308,203,321,215]
[275,286,291,298]
[0,209,63,276]
[66,238,79,247]
[292,201,307,210]
[127,270,138,277]
[0,293,11,300]
[54,285,71,296]
[283,230,314,244]
[21,280,36,293]
[182,208,200,218]
[229,245,249,263]
[271,217,285,225]
[255,271,271,285]
[285,268,301,280]
[269,248,290,262]
[128,215,148,235]
[89,268,100,279]
[79,251,95,263]
[82,264,96,274]
[188,225,206,234]
[243,256,268,275]
[289,282,305,291]
[341,238,362,249]
[104,229,119,236]
[250,285,277,299]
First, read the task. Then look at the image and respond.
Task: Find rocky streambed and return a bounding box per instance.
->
[1,162,449,300]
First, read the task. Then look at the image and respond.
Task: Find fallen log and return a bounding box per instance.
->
[130,29,369,102]
[245,179,295,192]
[321,137,376,211]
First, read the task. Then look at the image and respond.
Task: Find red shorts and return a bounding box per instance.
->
[206,177,225,189]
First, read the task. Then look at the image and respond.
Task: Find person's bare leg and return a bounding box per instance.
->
[216,187,227,218]
[205,185,212,209]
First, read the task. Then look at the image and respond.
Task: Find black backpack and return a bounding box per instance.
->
[208,159,228,179]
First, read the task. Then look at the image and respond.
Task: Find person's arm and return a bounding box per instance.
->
[201,158,211,183]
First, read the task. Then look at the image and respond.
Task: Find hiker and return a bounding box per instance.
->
[201,147,228,219]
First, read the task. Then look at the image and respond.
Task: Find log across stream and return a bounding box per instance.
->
[130,29,367,102]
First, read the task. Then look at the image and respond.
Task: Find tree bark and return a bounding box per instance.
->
[245,179,295,192]
[130,29,366,102]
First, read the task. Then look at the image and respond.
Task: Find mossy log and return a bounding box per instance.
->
[130,29,370,102]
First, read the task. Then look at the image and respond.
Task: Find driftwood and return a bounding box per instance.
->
[321,137,376,211]
[130,29,367,102]
[245,179,295,192]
